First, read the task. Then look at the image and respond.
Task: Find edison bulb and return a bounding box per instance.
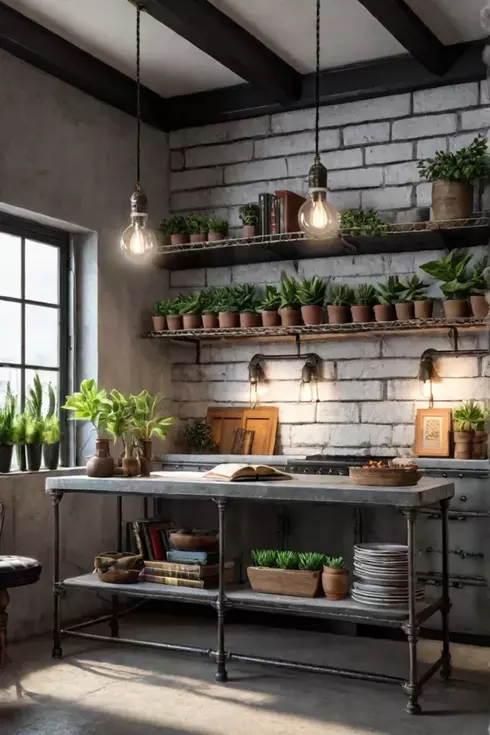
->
[298,188,340,240]
[121,213,158,258]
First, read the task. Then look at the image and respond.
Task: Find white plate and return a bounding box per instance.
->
[354,544,408,554]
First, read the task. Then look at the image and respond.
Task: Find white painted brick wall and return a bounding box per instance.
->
[413,83,479,113]
[343,122,390,146]
[365,142,413,164]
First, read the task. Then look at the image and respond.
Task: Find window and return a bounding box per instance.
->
[0,213,70,464]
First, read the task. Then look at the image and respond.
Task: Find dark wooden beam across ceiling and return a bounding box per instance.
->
[0,1,168,131]
[356,0,457,75]
[142,0,301,102]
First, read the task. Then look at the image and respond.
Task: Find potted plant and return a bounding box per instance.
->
[322,556,349,600]
[327,284,354,324]
[469,255,490,317]
[0,384,15,473]
[43,384,60,470]
[131,390,174,473]
[166,297,184,331]
[258,284,281,327]
[164,215,189,246]
[152,300,168,332]
[278,275,301,327]
[200,287,220,329]
[235,284,260,328]
[25,374,44,471]
[183,420,217,453]
[106,389,140,477]
[418,135,489,221]
[63,378,114,477]
[394,284,415,321]
[247,549,324,598]
[374,276,404,321]
[179,292,202,330]
[297,276,327,325]
[453,401,481,460]
[403,275,432,319]
[13,411,28,471]
[420,249,473,318]
[207,217,228,242]
[186,214,208,244]
[341,209,391,236]
[472,404,489,459]
[216,286,240,329]
[351,284,377,323]
[239,203,260,238]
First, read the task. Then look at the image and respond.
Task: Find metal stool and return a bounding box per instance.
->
[0,501,42,666]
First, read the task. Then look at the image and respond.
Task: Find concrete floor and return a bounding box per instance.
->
[0,611,489,735]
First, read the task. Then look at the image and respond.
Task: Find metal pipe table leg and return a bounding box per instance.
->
[52,491,63,659]
[440,498,452,680]
[111,496,123,639]
[214,498,228,683]
[402,509,421,715]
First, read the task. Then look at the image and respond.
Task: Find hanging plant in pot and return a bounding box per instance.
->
[468,255,490,317]
[179,292,202,330]
[0,384,16,474]
[235,284,260,327]
[403,275,432,320]
[453,401,481,460]
[258,284,281,327]
[186,214,208,244]
[43,384,60,470]
[327,284,354,324]
[247,549,324,598]
[164,215,189,246]
[420,249,472,318]
[200,287,220,329]
[417,135,489,221]
[13,411,28,472]
[25,374,44,471]
[216,286,240,329]
[239,203,260,239]
[166,297,184,331]
[351,283,377,323]
[207,217,228,242]
[131,390,174,474]
[278,275,301,326]
[297,276,327,325]
[322,556,349,601]
[374,276,405,322]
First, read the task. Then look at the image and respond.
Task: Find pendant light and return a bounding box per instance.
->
[121,4,158,258]
[298,0,340,241]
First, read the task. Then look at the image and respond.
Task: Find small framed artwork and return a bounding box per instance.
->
[415,408,452,457]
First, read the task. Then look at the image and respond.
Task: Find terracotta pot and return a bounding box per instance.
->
[152,315,166,331]
[16,444,26,471]
[43,443,60,471]
[443,299,469,318]
[182,313,202,330]
[351,305,373,323]
[247,566,321,598]
[414,300,433,319]
[239,312,260,328]
[374,304,396,322]
[137,439,152,476]
[278,308,301,327]
[218,311,239,329]
[327,305,351,324]
[322,567,349,601]
[470,295,489,318]
[190,232,206,243]
[243,225,256,239]
[432,180,473,221]
[301,304,324,325]
[261,310,280,327]
[472,431,487,459]
[87,438,114,478]
[26,443,42,471]
[395,302,414,320]
[166,314,183,331]
[170,233,189,246]
[0,445,13,474]
[122,456,140,477]
[208,231,225,242]
[202,313,219,329]
[454,431,473,460]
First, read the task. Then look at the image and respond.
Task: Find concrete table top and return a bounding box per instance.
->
[46,471,454,508]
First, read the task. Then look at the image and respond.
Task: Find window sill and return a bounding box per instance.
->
[0,467,84,482]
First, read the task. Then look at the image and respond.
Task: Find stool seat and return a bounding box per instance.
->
[0,556,42,589]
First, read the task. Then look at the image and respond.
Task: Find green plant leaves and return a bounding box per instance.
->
[418,135,489,182]
[297,276,327,306]
[375,276,405,305]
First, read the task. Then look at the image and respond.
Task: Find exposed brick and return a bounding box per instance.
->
[170,116,270,148]
[381,333,479,358]
[343,122,390,146]
[318,380,383,401]
[361,401,415,424]
[170,150,185,171]
[271,108,316,134]
[206,266,232,286]
[171,167,223,191]
[224,158,287,184]
[329,167,383,190]
[460,108,490,130]
[279,404,317,424]
[172,382,209,402]
[395,208,430,224]
[185,140,253,169]
[361,187,412,210]
[207,381,251,402]
[416,137,448,159]
[282,446,325,456]
[171,177,307,211]
[392,114,457,140]
[337,359,419,380]
[287,148,363,178]
[481,80,490,105]
[316,403,360,423]
[365,142,413,164]
[449,132,489,153]
[170,269,205,288]
[177,402,209,419]
[416,183,432,207]
[413,83,478,113]
[312,341,381,361]
[388,378,488,401]
[392,424,415,447]
[329,190,361,210]
[254,130,340,159]
[328,424,392,447]
[232,260,298,285]
[434,356,480,378]
[384,162,420,186]
[290,424,330,446]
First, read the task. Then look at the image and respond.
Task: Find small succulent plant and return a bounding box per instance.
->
[401,275,429,302]
[354,284,378,307]
[279,275,300,309]
[376,276,405,305]
[251,549,277,568]
[207,217,228,234]
[233,284,258,313]
[276,550,299,569]
[179,293,202,315]
[258,284,281,312]
[239,203,260,226]
[324,556,346,569]
[329,284,355,307]
[297,276,327,306]
[298,552,325,571]
[186,214,208,234]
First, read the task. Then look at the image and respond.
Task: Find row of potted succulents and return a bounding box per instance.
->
[247,549,348,600]
[160,205,262,246]
[453,401,489,460]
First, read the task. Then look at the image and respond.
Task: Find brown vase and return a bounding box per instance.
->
[243,225,256,239]
[239,312,260,328]
[170,233,189,246]
[432,180,473,221]
[327,305,351,324]
[202,313,219,329]
[218,311,239,328]
[443,300,469,318]
[351,305,373,323]
[395,302,414,320]
[301,304,324,325]
[261,310,280,327]
[374,304,396,322]
[137,439,152,476]
[470,295,489,318]
[182,313,202,329]
[167,314,183,330]
[322,567,349,601]
[152,315,166,331]
[122,455,139,477]
[414,300,433,319]
[208,231,225,242]
[278,308,301,327]
[454,431,473,460]
[86,438,114,478]
[190,232,206,243]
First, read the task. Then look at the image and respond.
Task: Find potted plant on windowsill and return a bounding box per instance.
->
[258,284,281,327]
[239,203,260,239]
[418,135,489,221]
[351,284,377,323]
[43,384,60,470]
[164,215,189,246]
[152,300,169,332]
[131,390,174,474]
[420,249,472,318]
[278,275,301,327]
[207,217,228,242]
[183,420,217,454]
[403,275,432,320]
[322,556,349,601]
[235,284,260,328]
[25,373,44,471]
[247,550,324,598]
[166,297,184,331]
[374,276,404,322]
[186,214,208,244]
[216,286,240,329]
[0,384,16,474]
[179,292,202,330]
[327,284,354,324]
[468,255,490,317]
[200,287,220,329]
[297,276,327,325]
[13,411,28,471]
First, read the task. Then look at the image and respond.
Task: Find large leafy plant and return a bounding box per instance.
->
[376,276,405,305]
[63,378,110,436]
[233,284,258,313]
[258,284,281,312]
[131,391,174,442]
[0,384,16,446]
[420,249,473,299]
[418,136,489,182]
[216,286,241,313]
[200,287,220,315]
[341,209,391,236]
[279,275,300,309]
[469,255,490,296]
[297,276,327,306]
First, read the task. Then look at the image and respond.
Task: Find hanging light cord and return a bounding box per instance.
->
[315,0,320,159]
[136,3,141,191]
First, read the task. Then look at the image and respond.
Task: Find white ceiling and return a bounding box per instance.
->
[4,0,487,97]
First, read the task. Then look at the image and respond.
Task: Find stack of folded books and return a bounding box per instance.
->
[141,551,235,589]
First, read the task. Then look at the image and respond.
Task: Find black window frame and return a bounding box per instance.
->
[0,212,70,466]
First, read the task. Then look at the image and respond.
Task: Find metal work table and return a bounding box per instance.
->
[46,472,454,715]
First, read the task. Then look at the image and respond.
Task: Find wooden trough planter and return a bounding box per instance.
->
[247,566,321,598]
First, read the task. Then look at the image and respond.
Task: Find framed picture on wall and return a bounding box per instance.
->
[415,408,452,457]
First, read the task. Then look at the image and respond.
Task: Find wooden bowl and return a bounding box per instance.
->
[169,531,219,552]
[97,569,141,584]
[349,466,421,487]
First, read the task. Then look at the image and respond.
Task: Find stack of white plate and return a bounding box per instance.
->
[352,543,423,609]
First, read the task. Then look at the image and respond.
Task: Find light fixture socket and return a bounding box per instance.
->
[308,155,328,189]
[248,355,265,385]
[130,188,148,215]
[418,350,438,383]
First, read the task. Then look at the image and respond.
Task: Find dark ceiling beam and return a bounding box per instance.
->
[166,40,486,130]
[0,1,168,131]
[356,0,457,75]
[141,0,301,102]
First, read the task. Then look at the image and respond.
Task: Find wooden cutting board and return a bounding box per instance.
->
[207,406,279,455]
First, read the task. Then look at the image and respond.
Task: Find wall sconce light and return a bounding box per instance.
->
[248,355,266,408]
[418,350,438,406]
[299,355,321,403]
[247,352,322,408]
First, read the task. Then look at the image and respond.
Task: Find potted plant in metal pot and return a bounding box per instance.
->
[247,549,324,598]
[403,275,432,320]
[131,390,174,473]
[13,411,28,471]
[327,284,354,324]
[235,284,260,328]
[351,284,377,323]
[0,384,16,474]
[420,249,472,318]
[468,255,490,317]
[258,284,281,327]
[43,385,60,471]
[207,217,228,242]
[200,287,220,329]
[239,203,260,238]
[152,300,169,332]
[25,374,44,471]
[297,276,327,325]
[184,420,217,453]
[165,215,189,246]
[374,276,404,322]
[418,135,489,221]
[278,275,301,327]
[453,401,481,460]
[216,286,240,329]
[179,292,202,330]
[63,379,113,477]
[166,297,184,331]
[322,556,349,600]
[186,214,208,244]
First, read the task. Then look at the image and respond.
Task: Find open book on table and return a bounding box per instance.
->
[204,463,291,482]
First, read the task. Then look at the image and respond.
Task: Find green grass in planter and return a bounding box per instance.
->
[276,550,299,569]
[179,293,202,315]
[324,556,346,569]
[329,284,355,307]
[354,284,378,307]
[251,549,277,568]
[298,552,325,571]
[279,275,300,309]
[258,284,281,311]
[297,276,327,306]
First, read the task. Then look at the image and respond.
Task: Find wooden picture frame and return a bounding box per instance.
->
[415,408,452,457]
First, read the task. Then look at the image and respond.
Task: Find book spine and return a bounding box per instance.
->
[141,522,154,561]
[149,527,165,561]
[258,193,273,236]
[132,521,146,558]
[144,567,201,580]
[141,560,200,573]
[142,574,205,589]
